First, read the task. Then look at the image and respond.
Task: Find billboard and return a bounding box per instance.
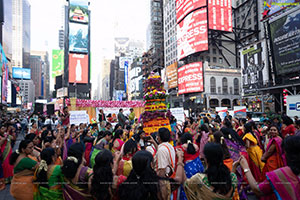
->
[178,62,204,94]
[12,67,31,80]
[69,23,89,53]
[269,7,300,75]
[129,65,142,95]
[166,62,178,89]
[115,38,130,56]
[69,0,89,23]
[7,80,11,104]
[176,0,206,23]
[2,60,8,104]
[52,50,64,78]
[177,8,208,60]
[286,95,300,117]
[69,53,89,83]
[240,40,269,96]
[208,0,232,32]
[263,0,300,18]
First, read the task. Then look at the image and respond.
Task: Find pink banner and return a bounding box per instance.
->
[208,0,232,32]
[65,99,145,108]
[176,0,207,23]
[177,8,208,60]
[178,62,204,94]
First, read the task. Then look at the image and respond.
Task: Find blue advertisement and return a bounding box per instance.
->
[69,23,89,53]
[124,61,128,92]
[12,67,31,79]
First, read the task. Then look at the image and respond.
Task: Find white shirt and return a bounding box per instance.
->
[155,142,176,173]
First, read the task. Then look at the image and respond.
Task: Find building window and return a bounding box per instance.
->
[222,77,228,94]
[213,49,217,54]
[206,56,210,62]
[234,78,239,95]
[213,57,217,62]
[210,77,216,94]
[219,58,223,64]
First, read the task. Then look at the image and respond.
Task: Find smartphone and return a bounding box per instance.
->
[144,136,151,141]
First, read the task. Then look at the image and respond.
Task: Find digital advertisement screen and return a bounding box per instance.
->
[177,8,208,60]
[2,62,9,104]
[52,50,64,78]
[69,23,89,53]
[178,62,204,94]
[69,0,89,23]
[166,62,178,89]
[208,0,232,32]
[263,0,300,18]
[269,8,300,75]
[176,0,207,23]
[12,67,31,80]
[69,53,89,83]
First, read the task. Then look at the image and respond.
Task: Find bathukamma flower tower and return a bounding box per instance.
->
[141,74,172,136]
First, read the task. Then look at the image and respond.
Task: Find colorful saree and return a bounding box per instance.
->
[63,166,93,200]
[10,157,37,200]
[242,133,265,181]
[34,165,64,200]
[184,172,238,200]
[180,157,205,200]
[261,136,286,181]
[259,167,300,200]
[0,135,14,180]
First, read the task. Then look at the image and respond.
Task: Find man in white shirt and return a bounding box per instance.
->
[155,128,176,178]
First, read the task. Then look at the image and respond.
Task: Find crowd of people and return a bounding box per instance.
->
[0,107,299,200]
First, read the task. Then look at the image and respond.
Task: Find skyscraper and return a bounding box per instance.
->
[12,0,31,68]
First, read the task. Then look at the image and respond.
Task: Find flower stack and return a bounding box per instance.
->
[141,74,172,136]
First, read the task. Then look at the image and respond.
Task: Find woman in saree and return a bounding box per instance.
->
[10,139,38,200]
[34,148,64,200]
[0,124,14,188]
[90,131,112,168]
[109,130,124,153]
[91,150,126,200]
[62,143,93,200]
[176,142,238,200]
[239,135,300,200]
[261,125,286,181]
[25,133,42,162]
[176,133,204,200]
[242,122,265,182]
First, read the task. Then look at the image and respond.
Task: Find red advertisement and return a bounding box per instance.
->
[176,0,207,23]
[69,53,88,83]
[208,0,232,32]
[178,62,204,94]
[177,8,208,61]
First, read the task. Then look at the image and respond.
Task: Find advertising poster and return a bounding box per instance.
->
[52,50,64,78]
[69,23,89,53]
[178,62,204,94]
[12,67,31,79]
[70,110,89,125]
[286,95,300,117]
[7,80,11,104]
[176,0,207,23]
[269,7,300,75]
[170,107,185,123]
[69,53,89,83]
[216,107,228,120]
[233,106,247,119]
[240,40,269,96]
[208,0,232,32]
[0,77,2,102]
[96,107,130,124]
[166,62,178,89]
[69,0,89,23]
[129,65,142,96]
[177,8,208,60]
[2,62,8,104]
[263,0,300,18]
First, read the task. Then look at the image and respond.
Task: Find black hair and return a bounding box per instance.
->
[91,150,114,200]
[25,133,37,142]
[119,151,160,200]
[123,138,138,156]
[203,117,209,124]
[119,108,123,112]
[41,130,49,141]
[282,116,294,126]
[150,132,158,144]
[35,148,55,188]
[200,124,209,133]
[296,120,300,126]
[239,118,247,125]
[204,143,232,195]
[247,113,252,119]
[109,129,123,150]
[9,139,32,165]
[183,121,189,133]
[158,128,170,142]
[282,136,300,175]
[113,124,122,133]
[213,131,231,160]
[180,133,196,154]
[125,125,131,131]
[61,143,84,179]
[224,118,233,128]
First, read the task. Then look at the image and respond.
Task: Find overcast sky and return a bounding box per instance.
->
[29,0,150,94]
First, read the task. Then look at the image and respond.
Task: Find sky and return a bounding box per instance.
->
[29,0,150,95]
